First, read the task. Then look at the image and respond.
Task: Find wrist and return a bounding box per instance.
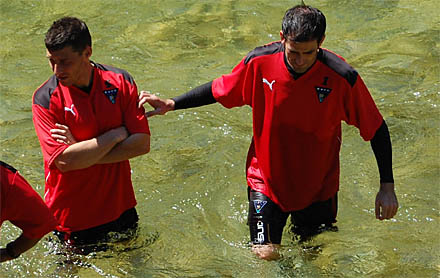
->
[167,99,175,111]
[6,242,20,259]
[109,127,128,143]
[380,182,395,192]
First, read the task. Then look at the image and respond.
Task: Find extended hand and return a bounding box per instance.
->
[138,91,175,117]
[50,123,77,145]
[375,182,398,220]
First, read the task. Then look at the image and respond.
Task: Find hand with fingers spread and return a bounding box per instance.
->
[138,91,175,117]
[50,123,77,145]
[375,182,398,220]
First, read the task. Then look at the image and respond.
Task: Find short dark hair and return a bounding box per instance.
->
[45,17,92,53]
[282,5,326,43]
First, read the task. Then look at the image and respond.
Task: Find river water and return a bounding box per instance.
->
[0,0,439,277]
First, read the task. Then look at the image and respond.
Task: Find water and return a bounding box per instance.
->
[1,0,439,277]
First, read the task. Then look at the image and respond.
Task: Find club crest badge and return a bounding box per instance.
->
[315,86,332,103]
[253,200,268,214]
[103,88,118,104]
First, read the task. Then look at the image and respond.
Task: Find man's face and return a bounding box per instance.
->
[280,31,324,73]
[46,45,91,87]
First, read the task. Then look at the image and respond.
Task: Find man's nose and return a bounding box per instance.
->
[295,55,304,65]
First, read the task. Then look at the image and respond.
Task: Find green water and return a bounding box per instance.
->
[1,0,439,277]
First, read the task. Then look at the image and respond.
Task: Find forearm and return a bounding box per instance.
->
[98,133,150,164]
[54,127,127,172]
[0,234,41,262]
[370,120,394,183]
[172,81,216,110]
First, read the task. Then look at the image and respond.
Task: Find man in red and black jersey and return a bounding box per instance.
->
[139,5,398,260]
[32,17,150,253]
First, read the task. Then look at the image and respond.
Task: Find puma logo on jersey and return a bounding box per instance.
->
[262,78,275,91]
[64,104,76,116]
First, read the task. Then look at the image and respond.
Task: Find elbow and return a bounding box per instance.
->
[54,160,70,173]
[139,134,150,155]
[130,133,150,157]
[54,157,77,173]
[139,139,150,155]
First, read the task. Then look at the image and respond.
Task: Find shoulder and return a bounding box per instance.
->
[33,75,59,109]
[0,161,17,174]
[93,62,135,85]
[244,41,283,65]
[318,49,358,87]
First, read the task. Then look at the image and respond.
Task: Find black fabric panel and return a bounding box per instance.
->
[244,42,284,65]
[93,62,135,85]
[318,49,358,87]
[33,75,58,109]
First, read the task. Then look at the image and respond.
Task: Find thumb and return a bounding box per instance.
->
[146,108,162,118]
[375,200,382,220]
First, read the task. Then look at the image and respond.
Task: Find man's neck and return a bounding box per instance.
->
[283,54,303,80]
[75,63,94,93]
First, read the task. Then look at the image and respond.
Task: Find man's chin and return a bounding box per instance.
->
[293,67,307,73]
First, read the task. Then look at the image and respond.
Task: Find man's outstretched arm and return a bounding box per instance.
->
[138,81,216,117]
[370,120,399,220]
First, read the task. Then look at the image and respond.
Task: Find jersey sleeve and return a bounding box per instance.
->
[1,169,57,239]
[121,79,150,135]
[32,104,69,170]
[343,75,384,141]
[212,58,254,108]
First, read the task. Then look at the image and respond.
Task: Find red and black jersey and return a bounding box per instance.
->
[32,62,150,232]
[212,41,383,212]
[1,161,57,238]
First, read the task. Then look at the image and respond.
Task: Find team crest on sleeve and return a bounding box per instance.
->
[315,86,332,103]
[253,200,268,213]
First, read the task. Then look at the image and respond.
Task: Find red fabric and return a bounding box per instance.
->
[213,46,383,212]
[32,64,150,232]
[1,164,57,239]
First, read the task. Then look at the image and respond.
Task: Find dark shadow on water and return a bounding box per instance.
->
[276,224,339,275]
[43,229,160,277]
[291,223,338,244]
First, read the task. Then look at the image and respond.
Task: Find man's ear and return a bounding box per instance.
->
[280,30,286,43]
[83,45,92,59]
[318,35,326,47]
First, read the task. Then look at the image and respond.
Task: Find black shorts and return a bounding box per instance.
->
[54,207,139,253]
[248,188,337,245]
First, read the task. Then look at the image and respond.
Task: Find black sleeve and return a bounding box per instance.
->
[370,120,394,183]
[172,81,217,110]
